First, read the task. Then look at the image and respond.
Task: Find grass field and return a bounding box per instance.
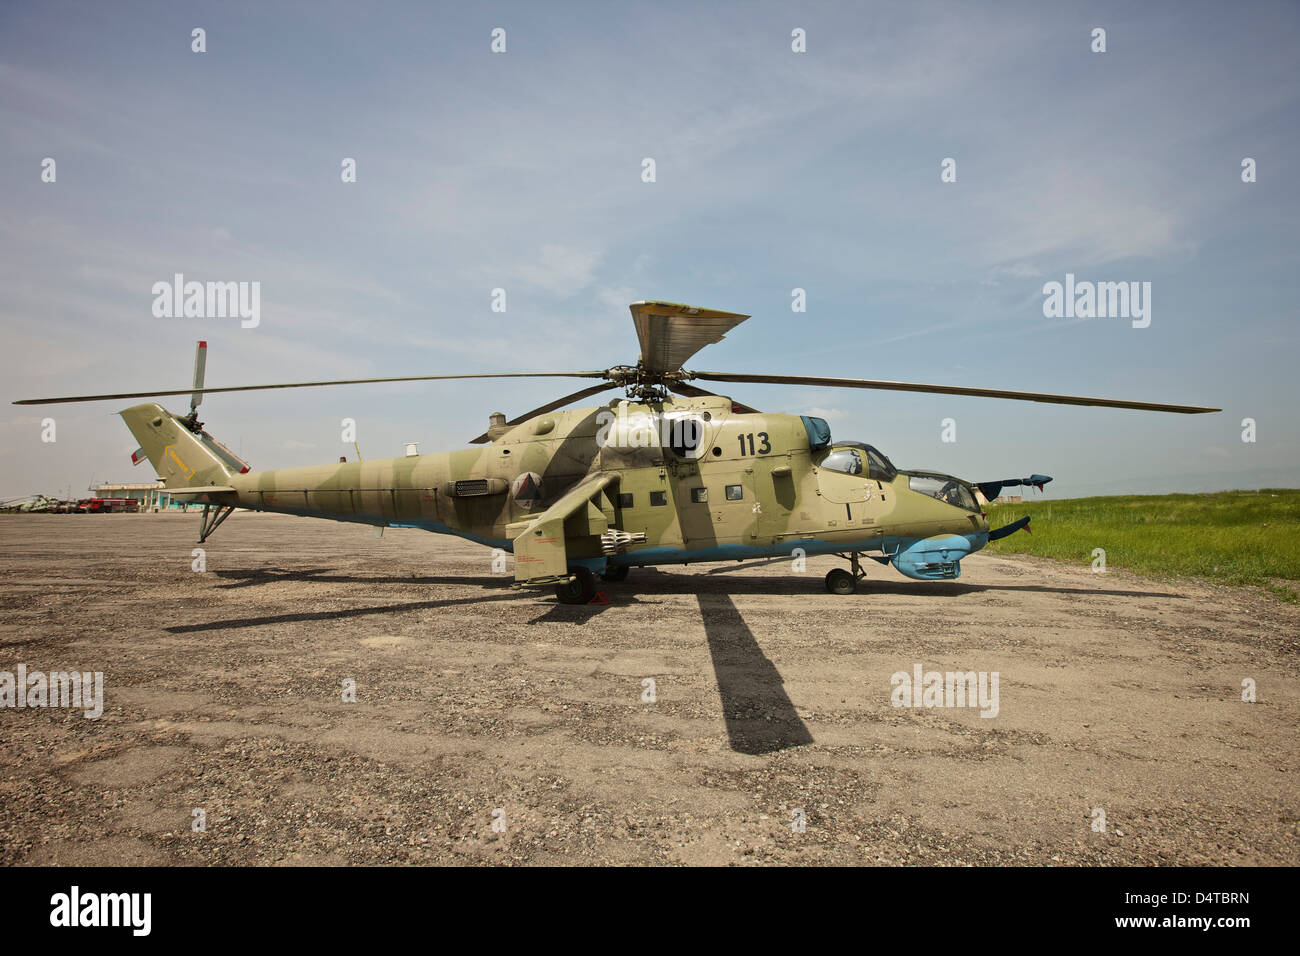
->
[986,488,1300,602]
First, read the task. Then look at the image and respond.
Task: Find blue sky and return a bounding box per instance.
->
[2,0,1297,500]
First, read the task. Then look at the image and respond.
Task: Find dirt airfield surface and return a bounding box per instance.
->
[0,511,1296,866]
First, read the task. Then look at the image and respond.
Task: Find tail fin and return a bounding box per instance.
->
[120,403,249,489]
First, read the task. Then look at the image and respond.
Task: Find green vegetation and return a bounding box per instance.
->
[985,489,1300,602]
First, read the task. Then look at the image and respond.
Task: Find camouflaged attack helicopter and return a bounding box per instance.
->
[17,302,1219,603]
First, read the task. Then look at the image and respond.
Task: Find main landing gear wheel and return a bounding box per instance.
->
[825,568,856,595]
[826,551,868,595]
[601,565,629,583]
[556,566,597,604]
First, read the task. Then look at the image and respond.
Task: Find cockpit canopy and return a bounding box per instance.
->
[801,416,899,482]
[907,472,979,512]
[817,443,898,481]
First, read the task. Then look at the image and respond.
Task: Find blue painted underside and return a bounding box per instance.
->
[257,504,990,580]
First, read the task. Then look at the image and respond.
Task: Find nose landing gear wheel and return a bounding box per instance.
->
[825,567,856,595]
[556,566,597,604]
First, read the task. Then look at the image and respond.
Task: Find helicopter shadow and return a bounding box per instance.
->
[525,592,655,625]
[627,569,1180,600]
[210,568,509,590]
[211,566,1175,601]
[697,593,814,755]
[857,580,1184,599]
[163,591,527,633]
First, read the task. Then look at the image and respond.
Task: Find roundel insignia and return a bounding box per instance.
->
[511,471,543,510]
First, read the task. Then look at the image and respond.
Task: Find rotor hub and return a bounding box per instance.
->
[604,364,691,401]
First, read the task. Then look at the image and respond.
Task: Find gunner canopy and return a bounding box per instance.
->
[908,473,979,512]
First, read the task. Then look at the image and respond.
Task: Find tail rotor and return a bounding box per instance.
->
[183,340,208,429]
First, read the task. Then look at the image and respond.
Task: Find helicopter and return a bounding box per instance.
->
[16,302,1219,604]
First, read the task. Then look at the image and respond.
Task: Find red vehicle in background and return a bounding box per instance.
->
[77,497,140,514]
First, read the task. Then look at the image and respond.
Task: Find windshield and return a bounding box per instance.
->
[908,474,979,512]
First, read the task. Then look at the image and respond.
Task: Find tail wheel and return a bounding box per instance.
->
[601,565,629,583]
[556,566,597,604]
[825,567,856,595]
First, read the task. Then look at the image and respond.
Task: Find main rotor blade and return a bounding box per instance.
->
[468,381,621,444]
[668,382,762,414]
[630,301,750,375]
[14,371,610,406]
[690,372,1220,414]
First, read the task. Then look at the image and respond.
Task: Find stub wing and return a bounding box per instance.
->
[988,516,1032,541]
[511,472,617,585]
[975,474,1052,501]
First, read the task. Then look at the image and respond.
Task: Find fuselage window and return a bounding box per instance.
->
[821,448,863,475]
[690,487,708,503]
[725,484,743,501]
[649,491,668,506]
[618,492,634,509]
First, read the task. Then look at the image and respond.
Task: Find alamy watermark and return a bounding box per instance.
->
[890,664,999,718]
[1,664,103,718]
[1042,273,1150,328]
[595,406,703,452]
[152,273,260,328]
[50,886,150,936]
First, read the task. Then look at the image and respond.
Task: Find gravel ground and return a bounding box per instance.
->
[0,511,1296,866]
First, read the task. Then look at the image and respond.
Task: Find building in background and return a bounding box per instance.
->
[90,481,192,511]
